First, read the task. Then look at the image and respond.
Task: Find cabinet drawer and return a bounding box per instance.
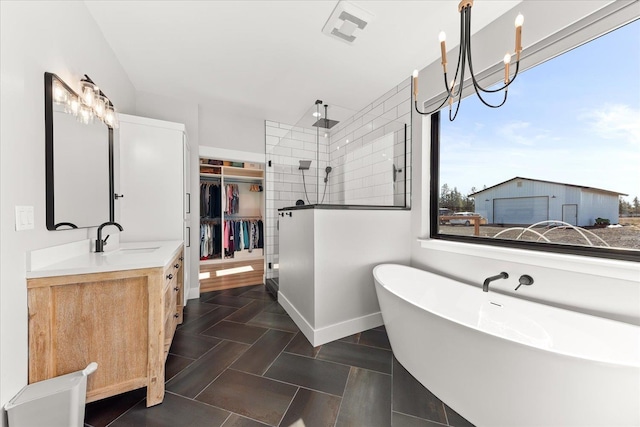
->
[163,281,177,319]
[163,309,177,358]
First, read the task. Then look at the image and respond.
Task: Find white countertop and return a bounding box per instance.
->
[26,240,183,279]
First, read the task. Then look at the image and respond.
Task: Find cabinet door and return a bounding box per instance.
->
[119,121,184,241]
[183,135,191,220]
[183,220,190,302]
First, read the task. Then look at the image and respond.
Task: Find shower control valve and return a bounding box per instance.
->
[515,275,534,291]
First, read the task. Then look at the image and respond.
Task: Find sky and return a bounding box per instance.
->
[440,19,640,203]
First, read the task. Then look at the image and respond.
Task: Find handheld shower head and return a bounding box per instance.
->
[324,166,332,183]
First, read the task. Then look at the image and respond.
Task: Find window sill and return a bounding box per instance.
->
[417,237,640,282]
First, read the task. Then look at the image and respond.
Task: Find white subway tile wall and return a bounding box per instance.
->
[264,77,412,278]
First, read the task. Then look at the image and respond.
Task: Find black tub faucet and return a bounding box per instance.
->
[96,221,123,253]
[483,272,509,292]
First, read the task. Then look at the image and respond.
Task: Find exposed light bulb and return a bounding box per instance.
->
[515,14,524,28]
[104,105,116,127]
[503,53,511,64]
[94,96,106,119]
[438,31,446,42]
[312,112,321,118]
[345,139,349,143]
[53,82,68,104]
[81,82,96,107]
[412,69,419,78]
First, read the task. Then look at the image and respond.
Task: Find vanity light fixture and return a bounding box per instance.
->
[412,0,523,121]
[52,74,119,128]
[79,75,119,128]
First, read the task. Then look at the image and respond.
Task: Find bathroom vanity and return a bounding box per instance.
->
[26,240,184,407]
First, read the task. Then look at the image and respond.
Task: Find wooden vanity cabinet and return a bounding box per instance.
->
[27,247,184,407]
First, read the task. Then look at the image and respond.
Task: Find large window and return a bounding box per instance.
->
[431,19,639,262]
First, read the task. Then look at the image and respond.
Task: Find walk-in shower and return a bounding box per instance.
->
[265,95,411,289]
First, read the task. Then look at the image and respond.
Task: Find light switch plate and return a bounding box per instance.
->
[15,205,34,231]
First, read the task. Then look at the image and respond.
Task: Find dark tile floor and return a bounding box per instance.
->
[85,284,474,427]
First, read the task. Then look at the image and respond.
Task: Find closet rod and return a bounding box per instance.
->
[224,215,263,220]
[201,176,221,182]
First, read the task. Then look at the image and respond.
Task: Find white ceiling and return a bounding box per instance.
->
[85,0,520,124]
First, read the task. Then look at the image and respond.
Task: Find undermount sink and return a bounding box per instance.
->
[103,247,160,256]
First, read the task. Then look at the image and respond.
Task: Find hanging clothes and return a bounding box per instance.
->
[200,221,221,260]
[200,181,221,219]
[223,184,240,215]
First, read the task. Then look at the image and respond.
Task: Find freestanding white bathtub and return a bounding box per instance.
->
[373,264,640,427]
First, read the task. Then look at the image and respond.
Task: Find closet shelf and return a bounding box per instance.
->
[201,217,221,223]
[200,254,264,265]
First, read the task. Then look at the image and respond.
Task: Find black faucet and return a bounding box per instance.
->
[483,272,508,292]
[96,221,123,253]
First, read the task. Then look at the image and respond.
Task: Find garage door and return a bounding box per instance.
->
[494,197,548,225]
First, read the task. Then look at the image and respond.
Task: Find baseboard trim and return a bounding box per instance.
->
[278,291,316,343]
[314,312,384,347]
[188,285,200,300]
[278,291,383,347]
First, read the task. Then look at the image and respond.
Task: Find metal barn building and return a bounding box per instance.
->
[470,177,626,226]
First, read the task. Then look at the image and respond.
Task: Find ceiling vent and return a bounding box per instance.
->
[322,1,374,44]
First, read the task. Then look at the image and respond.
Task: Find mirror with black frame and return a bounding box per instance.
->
[45,72,114,230]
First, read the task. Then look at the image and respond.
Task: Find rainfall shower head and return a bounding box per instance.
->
[312,105,340,130]
[299,160,312,170]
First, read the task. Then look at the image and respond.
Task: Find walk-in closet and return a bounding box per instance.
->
[199,158,265,292]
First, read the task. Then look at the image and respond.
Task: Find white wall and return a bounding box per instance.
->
[199,102,265,154]
[411,1,640,326]
[0,1,135,422]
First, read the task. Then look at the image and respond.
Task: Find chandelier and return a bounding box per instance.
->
[412,0,523,121]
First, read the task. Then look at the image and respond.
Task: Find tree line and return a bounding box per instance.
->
[619,196,640,216]
[439,183,475,212]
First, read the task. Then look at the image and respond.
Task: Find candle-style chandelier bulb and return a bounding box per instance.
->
[412,1,523,121]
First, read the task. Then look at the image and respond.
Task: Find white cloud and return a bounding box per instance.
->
[581,104,640,145]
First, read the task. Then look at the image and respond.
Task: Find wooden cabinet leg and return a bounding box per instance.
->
[147,273,165,407]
